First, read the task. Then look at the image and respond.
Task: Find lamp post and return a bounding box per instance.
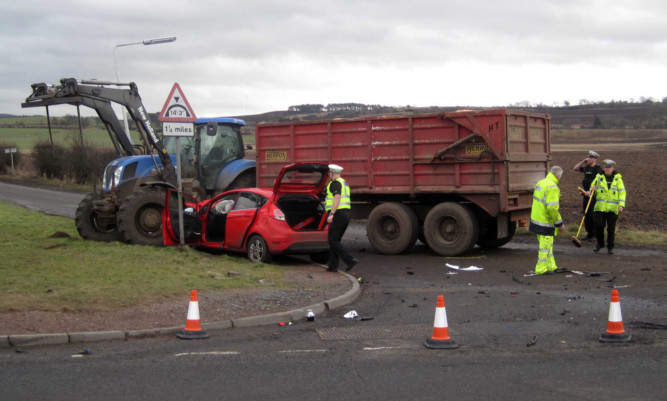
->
[113,36,177,139]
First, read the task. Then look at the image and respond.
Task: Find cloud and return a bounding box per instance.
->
[2,0,666,118]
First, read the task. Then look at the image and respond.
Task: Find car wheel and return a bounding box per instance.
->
[247,234,272,263]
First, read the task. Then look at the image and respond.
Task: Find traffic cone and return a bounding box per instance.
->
[424,295,458,349]
[177,290,209,340]
[599,289,631,343]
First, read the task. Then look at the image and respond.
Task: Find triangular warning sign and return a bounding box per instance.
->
[158,83,197,122]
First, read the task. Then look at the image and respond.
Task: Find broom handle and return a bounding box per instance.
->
[575,188,595,237]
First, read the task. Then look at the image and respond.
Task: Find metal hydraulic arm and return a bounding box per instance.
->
[22,78,175,180]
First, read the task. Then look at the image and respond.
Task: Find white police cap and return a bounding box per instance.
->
[588,150,599,158]
[328,164,343,174]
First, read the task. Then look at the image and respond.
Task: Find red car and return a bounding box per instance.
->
[162,163,330,263]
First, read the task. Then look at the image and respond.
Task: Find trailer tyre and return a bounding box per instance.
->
[117,186,166,246]
[477,219,517,249]
[75,192,122,242]
[367,203,419,255]
[309,251,330,264]
[424,202,479,256]
[247,234,272,263]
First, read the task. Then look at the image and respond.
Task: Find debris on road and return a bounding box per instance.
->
[446,263,483,271]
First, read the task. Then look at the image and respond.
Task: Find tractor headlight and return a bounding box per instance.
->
[112,165,123,189]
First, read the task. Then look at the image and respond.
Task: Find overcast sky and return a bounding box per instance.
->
[2,0,665,118]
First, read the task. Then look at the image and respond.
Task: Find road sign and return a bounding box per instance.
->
[162,122,194,137]
[158,83,197,123]
[4,148,17,153]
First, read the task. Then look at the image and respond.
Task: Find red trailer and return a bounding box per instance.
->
[255,109,550,256]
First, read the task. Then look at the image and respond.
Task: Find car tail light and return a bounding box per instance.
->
[270,203,286,221]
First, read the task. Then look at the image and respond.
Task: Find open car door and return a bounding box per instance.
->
[273,163,330,198]
[163,189,203,246]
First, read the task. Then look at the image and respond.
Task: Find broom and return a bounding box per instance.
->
[572,187,594,247]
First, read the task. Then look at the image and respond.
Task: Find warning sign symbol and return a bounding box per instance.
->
[158,83,197,122]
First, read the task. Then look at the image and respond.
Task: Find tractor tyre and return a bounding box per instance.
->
[117,186,166,246]
[75,192,122,242]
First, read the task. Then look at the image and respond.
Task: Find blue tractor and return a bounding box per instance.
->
[22,78,256,246]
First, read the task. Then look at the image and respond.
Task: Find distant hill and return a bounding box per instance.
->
[4,100,667,131]
[232,100,667,132]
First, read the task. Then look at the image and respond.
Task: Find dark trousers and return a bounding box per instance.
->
[328,209,353,269]
[582,195,596,237]
[594,211,618,249]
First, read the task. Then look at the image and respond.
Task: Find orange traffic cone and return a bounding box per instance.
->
[177,290,209,340]
[424,295,458,349]
[599,289,631,343]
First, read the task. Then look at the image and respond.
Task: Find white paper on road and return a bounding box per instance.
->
[446,263,483,271]
[343,310,358,319]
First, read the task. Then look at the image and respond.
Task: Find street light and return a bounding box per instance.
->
[113,36,177,140]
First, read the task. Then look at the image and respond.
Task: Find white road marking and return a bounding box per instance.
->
[363,346,416,351]
[278,349,328,354]
[174,351,240,357]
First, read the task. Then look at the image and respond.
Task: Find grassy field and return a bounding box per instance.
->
[0,126,141,150]
[0,201,286,313]
[0,125,255,151]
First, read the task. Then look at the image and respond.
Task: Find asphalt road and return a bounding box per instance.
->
[1,181,666,400]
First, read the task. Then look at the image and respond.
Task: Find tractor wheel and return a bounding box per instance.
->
[423,202,479,256]
[228,170,256,190]
[117,186,166,246]
[75,192,122,242]
[247,234,272,263]
[366,203,419,255]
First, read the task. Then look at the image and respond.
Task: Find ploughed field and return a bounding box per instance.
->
[550,132,666,233]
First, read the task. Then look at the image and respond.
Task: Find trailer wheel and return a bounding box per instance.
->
[309,251,330,264]
[424,202,479,256]
[477,219,517,249]
[75,192,122,242]
[367,203,419,255]
[247,234,272,263]
[117,186,166,246]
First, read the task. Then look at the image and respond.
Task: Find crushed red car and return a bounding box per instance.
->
[162,163,330,263]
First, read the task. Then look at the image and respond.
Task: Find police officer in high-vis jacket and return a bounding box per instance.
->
[324,164,358,272]
[529,166,566,274]
[590,159,626,254]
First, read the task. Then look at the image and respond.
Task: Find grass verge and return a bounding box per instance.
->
[0,201,286,313]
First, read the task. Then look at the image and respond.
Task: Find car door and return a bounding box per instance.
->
[223,191,265,250]
[201,193,238,246]
[163,189,203,246]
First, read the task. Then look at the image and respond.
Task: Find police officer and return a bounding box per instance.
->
[572,150,603,241]
[529,166,566,275]
[324,164,358,272]
[590,159,626,254]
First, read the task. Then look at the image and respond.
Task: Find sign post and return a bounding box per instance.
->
[159,83,197,246]
[4,148,17,175]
